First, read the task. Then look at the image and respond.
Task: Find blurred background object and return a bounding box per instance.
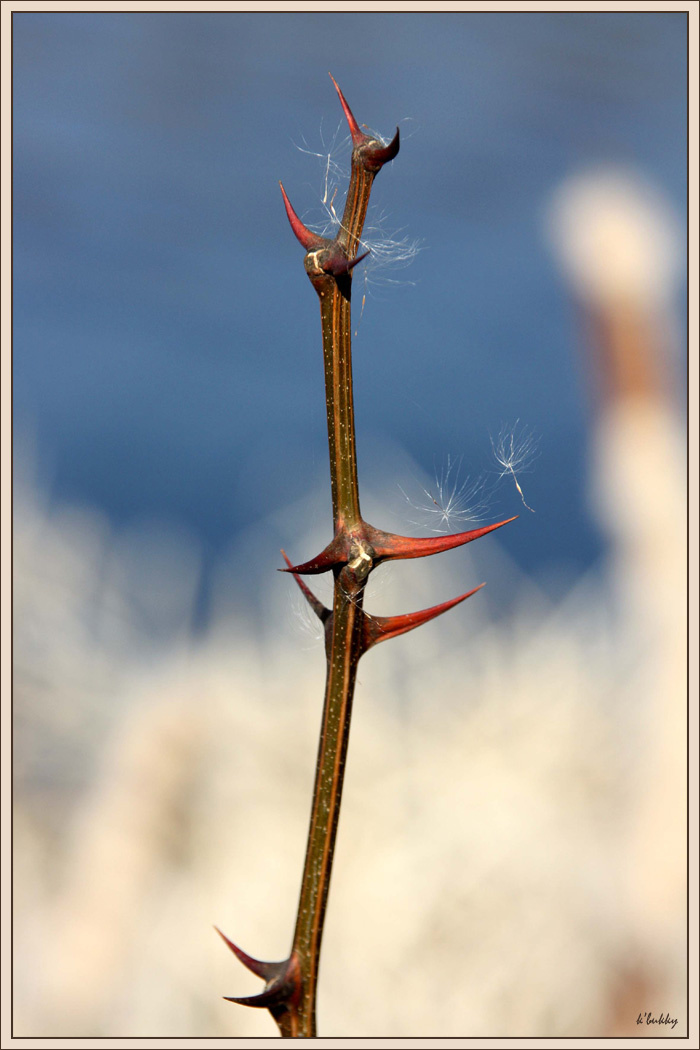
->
[12,11,688,1038]
[546,166,687,1035]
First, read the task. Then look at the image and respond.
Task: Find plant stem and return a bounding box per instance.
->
[284,126,383,1034]
[318,276,362,530]
[290,563,365,1035]
[336,163,375,260]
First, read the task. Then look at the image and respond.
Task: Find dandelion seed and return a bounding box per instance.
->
[490,421,539,513]
[287,575,332,648]
[399,454,492,533]
[327,186,340,225]
[358,210,423,284]
[295,121,348,210]
[289,593,324,648]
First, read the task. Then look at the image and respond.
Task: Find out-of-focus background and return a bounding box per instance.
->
[13,10,688,1039]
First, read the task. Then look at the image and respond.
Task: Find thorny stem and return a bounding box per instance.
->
[287,88,382,1031]
[218,77,514,1037]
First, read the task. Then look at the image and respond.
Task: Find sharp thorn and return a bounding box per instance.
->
[346,248,370,271]
[362,584,485,651]
[367,516,517,563]
[278,534,346,575]
[221,946,302,1026]
[364,125,400,168]
[214,926,281,982]
[223,988,286,1009]
[281,550,331,622]
[279,182,326,252]
[319,243,369,278]
[329,72,365,147]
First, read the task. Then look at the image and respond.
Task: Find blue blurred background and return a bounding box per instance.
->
[13,11,687,623]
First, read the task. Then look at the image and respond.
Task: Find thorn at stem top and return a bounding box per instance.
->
[328,72,400,171]
[329,72,365,147]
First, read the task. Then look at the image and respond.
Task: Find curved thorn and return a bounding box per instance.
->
[279,182,326,252]
[278,533,347,575]
[365,126,400,168]
[362,584,486,652]
[367,516,517,563]
[223,990,297,1038]
[214,926,281,982]
[223,987,286,1009]
[329,72,364,147]
[281,550,330,622]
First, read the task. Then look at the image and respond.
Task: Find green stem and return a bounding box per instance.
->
[318,278,362,530]
[337,162,376,260]
[290,567,365,1035]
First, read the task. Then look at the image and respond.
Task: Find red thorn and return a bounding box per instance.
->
[281,550,330,622]
[214,927,281,982]
[328,73,400,171]
[218,937,303,1027]
[362,584,485,651]
[278,533,347,575]
[367,516,517,563]
[347,248,370,271]
[364,126,400,169]
[279,183,326,252]
[224,988,287,1009]
[329,72,364,147]
[317,244,370,278]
